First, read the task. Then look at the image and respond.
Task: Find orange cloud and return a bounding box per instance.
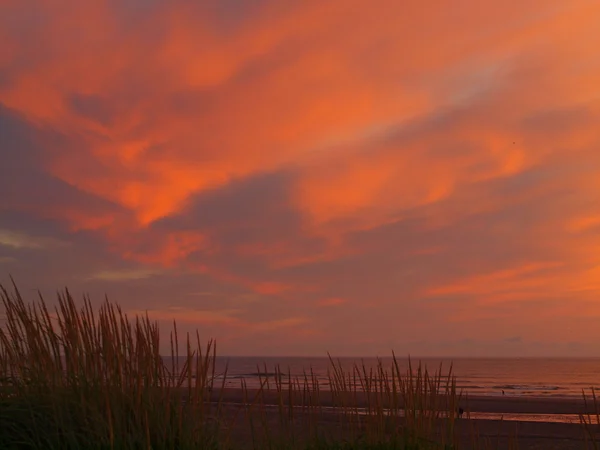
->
[2,0,600,355]
[567,215,600,233]
[121,231,209,267]
[317,297,347,307]
[425,262,565,298]
[3,0,596,237]
[130,307,308,334]
[252,281,292,296]
[293,133,529,234]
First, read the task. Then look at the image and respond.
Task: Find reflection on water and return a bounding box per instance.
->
[468,411,581,424]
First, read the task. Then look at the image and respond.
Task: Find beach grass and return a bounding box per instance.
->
[0,281,225,449]
[0,281,595,449]
[581,387,600,449]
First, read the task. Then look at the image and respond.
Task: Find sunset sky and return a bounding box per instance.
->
[1,0,599,357]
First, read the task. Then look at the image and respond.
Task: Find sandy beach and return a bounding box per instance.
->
[208,387,596,414]
[203,388,600,449]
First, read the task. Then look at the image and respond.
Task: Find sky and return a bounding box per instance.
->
[1,0,599,357]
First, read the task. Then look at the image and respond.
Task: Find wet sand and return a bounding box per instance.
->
[202,388,600,449]
[208,387,596,414]
[464,395,594,415]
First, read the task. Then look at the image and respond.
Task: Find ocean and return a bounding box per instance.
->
[167,356,600,424]
[205,356,600,398]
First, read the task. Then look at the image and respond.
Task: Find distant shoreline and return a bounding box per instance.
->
[201,387,594,416]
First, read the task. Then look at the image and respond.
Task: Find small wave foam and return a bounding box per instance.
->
[493,384,562,391]
[242,372,281,377]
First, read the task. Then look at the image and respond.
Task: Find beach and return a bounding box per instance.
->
[204,388,599,449]
[208,387,595,413]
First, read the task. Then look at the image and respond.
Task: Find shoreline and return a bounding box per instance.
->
[464,395,592,415]
[205,388,595,416]
[204,390,598,449]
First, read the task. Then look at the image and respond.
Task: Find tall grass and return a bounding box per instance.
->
[581,387,600,449]
[0,281,226,449]
[0,281,554,449]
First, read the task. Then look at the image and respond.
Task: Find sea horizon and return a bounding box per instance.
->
[165,355,600,401]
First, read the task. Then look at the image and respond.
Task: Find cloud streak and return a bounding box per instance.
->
[0,229,69,250]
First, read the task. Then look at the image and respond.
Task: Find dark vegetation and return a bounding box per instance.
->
[0,281,598,449]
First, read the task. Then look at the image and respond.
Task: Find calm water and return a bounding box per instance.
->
[202,357,600,399]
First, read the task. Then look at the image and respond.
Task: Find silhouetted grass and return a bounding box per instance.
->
[1,280,582,449]
[0,280,229,449]
[581,387,600,449]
